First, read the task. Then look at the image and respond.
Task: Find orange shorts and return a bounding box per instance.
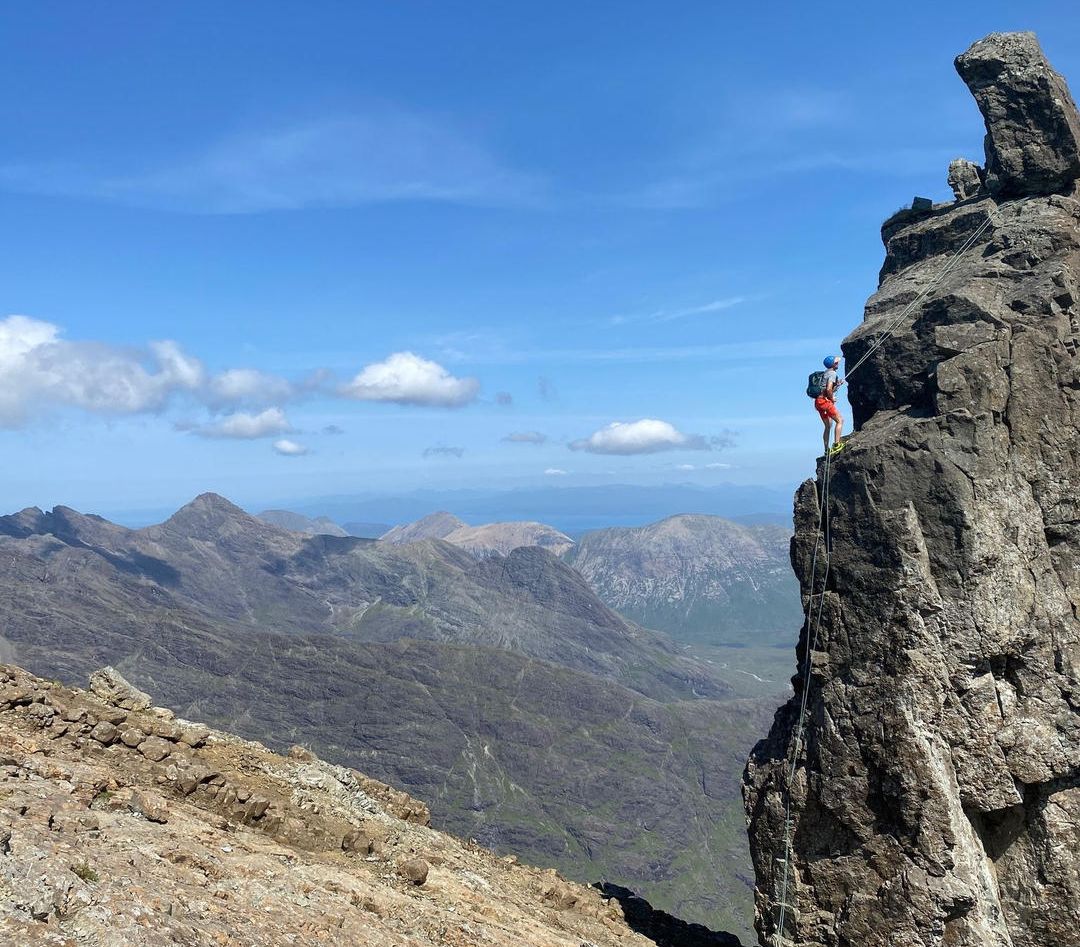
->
[815,396,841,422]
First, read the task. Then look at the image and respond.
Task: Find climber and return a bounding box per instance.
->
[807,355,845,455]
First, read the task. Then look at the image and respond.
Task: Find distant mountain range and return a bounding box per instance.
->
[257,509,349,537]
[563,515,800,647]
[368,509,798,648]
[272,482,794,534]
[381,511,575,558]
[0,494,772,933]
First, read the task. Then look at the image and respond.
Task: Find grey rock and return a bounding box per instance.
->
[137,736,172,762]
[947,157,985,200]
[148,718,182,741]
[955,31,1080,198]
[745,31,1080,947]
[120,727,147,748]
[129,789,168,823]
[179,726,209,748]
[89,721,118,745]
[89,666,152,711]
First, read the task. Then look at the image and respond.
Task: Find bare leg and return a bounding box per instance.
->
[834,416,845,447]
[822,417,831,454]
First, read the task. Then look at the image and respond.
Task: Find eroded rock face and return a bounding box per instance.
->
[744,32,1080,947]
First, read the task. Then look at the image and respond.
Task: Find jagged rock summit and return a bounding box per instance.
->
[955,32,1080,199]
[744,32,1080,947]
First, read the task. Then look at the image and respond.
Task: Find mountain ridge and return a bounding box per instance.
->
[0,492,766,932]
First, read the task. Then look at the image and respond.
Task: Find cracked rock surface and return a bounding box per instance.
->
[744,31,1080,947]
[0,665,651,947]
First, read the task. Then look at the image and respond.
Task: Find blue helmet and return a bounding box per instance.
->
[823,355,840,369]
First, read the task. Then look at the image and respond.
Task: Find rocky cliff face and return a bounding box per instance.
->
[744,32,1080,947]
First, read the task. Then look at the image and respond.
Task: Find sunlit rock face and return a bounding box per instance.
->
[744,31,1080,947]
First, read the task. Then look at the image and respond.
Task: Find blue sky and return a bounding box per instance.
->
[1,2,1076,519]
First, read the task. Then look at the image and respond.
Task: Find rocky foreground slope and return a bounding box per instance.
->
[0,663,660,947]
[744,32,1080,947]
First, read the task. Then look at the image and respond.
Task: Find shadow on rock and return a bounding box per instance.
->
[594,883,743,947]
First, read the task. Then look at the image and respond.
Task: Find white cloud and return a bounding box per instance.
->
[0,314,205,427]
[273,438,309,456]
[570,419,708,455]
[676,464,697,471]
[705,462,732,469]
[544,468,568,476]
[341,352,479,407]
[191,407,293,439]
[503,431,547,444]
[208,368,293,406]
[0,110,541,214]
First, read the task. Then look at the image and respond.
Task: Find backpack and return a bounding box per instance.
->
[806,371,829,398]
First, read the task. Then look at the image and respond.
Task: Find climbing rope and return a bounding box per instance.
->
[768,197,1016,946]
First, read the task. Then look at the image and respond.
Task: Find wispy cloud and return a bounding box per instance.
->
[537,376,558,400]
[187,407,293,440]
[0,109,542,214]
[612,83,961,211]
[544,467,568,476]
[503,431,547,445]
[207,368,293,407]
[610,295,748,326]
[443,335,836,367]
[423,445,465,459]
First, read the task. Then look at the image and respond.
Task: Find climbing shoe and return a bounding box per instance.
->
[829,441,846,456]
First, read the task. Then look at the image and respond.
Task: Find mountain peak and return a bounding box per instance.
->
[160,493,256,536]
[380,511,467,544]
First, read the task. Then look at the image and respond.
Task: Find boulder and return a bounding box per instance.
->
[137,737,172,763]
[88,667,152,711]
[129,789,168,824]
[955,31,1080,197]
[89,721,118,746]
[397,857,429,886]
[947,157,985,200]
[119,727,147,748]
